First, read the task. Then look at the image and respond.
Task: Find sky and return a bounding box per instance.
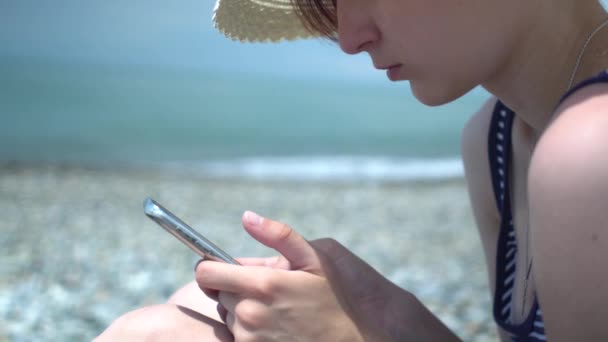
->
[0,0,384,83]
[3,1,608,84]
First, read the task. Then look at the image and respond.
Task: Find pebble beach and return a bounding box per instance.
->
[0,163,499,341]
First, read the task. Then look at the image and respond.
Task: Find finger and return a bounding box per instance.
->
[236,256,291,270]
[217,291,240,315]
[217,302,228,323]
[194,259,222,301]
[194,259,205,271]
[242,211,321,272]
[201,287,219,302]
[225,312,254,342]
[196,260,274,295]
[218,292,268,331]
[225,312,235,334]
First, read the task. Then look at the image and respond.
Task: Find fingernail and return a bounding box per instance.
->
[194,259,204,272]
[244,211,263,226]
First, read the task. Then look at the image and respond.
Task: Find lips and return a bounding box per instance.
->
[373,59,405,81]
[385,64,403,81]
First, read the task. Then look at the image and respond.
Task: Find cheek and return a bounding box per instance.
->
[393,22,504,99]
[382,1,503,75]
[389,32,480,105]
[380,3,515,103]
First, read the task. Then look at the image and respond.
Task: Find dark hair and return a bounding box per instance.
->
[291,0,338,41]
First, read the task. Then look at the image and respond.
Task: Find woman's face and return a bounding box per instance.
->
[335,0,531,105]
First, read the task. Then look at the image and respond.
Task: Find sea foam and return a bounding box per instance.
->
[166,156,465,182]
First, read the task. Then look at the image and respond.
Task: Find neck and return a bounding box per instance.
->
[482,1,608,137]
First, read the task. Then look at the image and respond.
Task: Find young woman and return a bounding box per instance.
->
[96,0,608,340]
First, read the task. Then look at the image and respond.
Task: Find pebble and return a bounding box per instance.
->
[0,165,499,341]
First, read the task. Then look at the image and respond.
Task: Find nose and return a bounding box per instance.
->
[336,1,380,55]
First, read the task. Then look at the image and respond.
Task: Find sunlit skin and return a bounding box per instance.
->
[96,0,608,341]
[336,0,524,105]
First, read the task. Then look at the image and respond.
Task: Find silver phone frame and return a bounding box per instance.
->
[144,197,240,265]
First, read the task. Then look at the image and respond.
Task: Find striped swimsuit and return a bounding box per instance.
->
[488,70,608,341]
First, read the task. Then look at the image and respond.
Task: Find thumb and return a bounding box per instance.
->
[241,211,321,273]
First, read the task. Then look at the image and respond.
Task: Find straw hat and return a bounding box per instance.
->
[212,0,322,42]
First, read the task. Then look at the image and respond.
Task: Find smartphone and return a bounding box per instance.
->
[143,197,240,265]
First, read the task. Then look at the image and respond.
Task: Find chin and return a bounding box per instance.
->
[409,80,473,107]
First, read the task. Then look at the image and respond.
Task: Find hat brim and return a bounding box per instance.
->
[213,0,322,42]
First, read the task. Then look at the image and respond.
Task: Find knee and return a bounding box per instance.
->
[167,281,202,304]
[95,304,231,342]
[95,304,178,341]
[167,281,221,321]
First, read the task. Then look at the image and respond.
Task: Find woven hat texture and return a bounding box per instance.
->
[213,0,322,42]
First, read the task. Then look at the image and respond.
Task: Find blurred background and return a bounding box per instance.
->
[0,1,499,341]
[0,0,486,172]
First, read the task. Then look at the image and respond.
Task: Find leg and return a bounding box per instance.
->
[95,282,231,341]
[167,281,222,322]
[95,304,232,341]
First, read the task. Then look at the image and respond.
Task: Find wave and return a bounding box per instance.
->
[164,156,465,182]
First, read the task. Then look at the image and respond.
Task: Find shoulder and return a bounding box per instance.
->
[530,82,608,193]
[529,82,608,341]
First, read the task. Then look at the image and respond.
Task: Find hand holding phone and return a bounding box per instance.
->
[143,197,240,265]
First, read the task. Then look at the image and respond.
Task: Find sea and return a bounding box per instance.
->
[0,58,488,182]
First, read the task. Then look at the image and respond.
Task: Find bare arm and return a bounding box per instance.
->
[461,96,502,286]
[529,83,608,341]
[461,96,511,342]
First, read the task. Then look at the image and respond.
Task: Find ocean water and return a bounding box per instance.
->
[0,59,487,181]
